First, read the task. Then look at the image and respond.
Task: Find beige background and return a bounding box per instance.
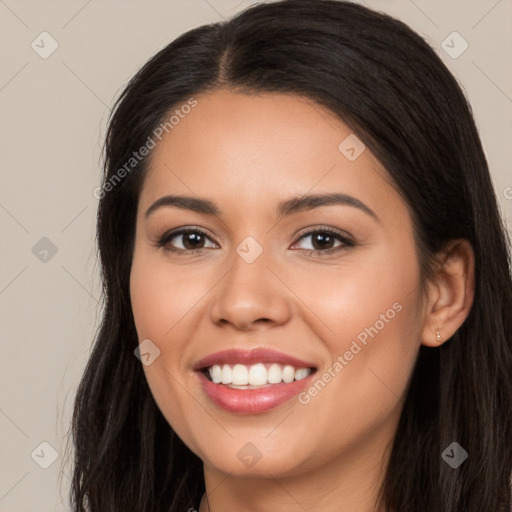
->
[0,1,511,510]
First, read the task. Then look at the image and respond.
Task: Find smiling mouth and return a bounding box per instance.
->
[200,363,317,389]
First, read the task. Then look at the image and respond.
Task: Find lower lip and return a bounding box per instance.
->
[196,370,315,414]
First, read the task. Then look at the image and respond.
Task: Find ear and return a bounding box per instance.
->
[421,239,475,347]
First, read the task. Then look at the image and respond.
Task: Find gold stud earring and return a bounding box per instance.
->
[436,331,441,342]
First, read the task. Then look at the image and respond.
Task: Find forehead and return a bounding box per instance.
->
[139,89,402,221]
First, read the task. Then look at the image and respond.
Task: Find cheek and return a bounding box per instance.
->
[129,249,206,343]
[129,250,206,451]
[129,252,210,424]
[290,238,421,352]
[289,241,422,445]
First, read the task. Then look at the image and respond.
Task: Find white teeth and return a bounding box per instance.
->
[282,365,295,383]
[294,368,310,381]
[207,363,312,386]
[211,364,222,384]
[248,363,267,385]
[267,363,282,384]
[221,364,232,384]
[232,364,249,385]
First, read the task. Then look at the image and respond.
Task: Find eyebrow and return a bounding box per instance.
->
[144,192,379,222]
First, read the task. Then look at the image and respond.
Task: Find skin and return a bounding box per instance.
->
[129,89,474,512]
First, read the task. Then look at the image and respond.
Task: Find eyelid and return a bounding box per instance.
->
[293,225,353,241]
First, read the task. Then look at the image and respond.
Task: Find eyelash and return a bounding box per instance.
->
[155,226,355,257]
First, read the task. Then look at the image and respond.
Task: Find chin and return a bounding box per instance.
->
[197,436,316,478]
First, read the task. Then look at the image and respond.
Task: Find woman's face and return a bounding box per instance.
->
[130,90,426,480]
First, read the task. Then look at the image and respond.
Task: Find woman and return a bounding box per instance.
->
[68,1,512,510]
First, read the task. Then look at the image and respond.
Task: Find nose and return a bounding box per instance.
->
[209,246,292,331]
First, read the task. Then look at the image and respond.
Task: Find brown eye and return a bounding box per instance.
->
[158,228,217,254]
[310,232,336,251]
[293,228,354,254]
[178,231,206,250]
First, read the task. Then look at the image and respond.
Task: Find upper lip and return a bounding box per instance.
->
[193,348,317,371]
